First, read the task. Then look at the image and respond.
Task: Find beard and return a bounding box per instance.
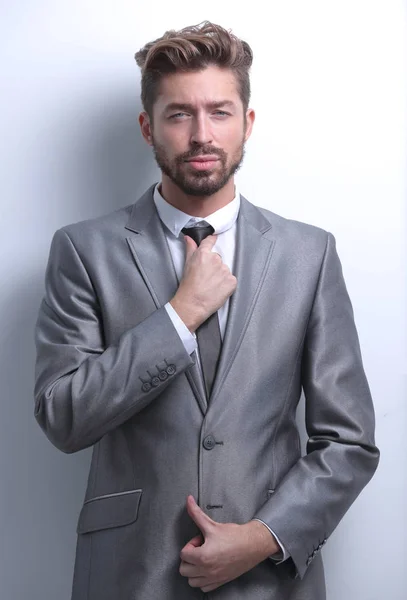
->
[151,133,246,197]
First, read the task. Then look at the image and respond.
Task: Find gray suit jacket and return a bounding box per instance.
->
[33,184,379,600]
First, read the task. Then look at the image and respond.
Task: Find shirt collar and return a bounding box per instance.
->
[153,182,240,238]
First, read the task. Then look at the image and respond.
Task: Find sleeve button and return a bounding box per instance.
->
[166,365,176,375]
[141,382,152,392]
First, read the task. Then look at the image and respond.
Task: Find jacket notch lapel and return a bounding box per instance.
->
[125,185,208,414]
[208,195,275,405]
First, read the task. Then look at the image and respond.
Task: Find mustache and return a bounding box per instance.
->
[178,147,227,162]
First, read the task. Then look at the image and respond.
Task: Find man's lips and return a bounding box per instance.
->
[185,155,219,162]
[185,156,220,170]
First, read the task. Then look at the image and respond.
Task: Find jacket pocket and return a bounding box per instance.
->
[76,489,142,534]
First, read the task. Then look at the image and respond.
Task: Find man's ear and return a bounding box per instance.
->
[139,111,153,146]
[244,108,255,143]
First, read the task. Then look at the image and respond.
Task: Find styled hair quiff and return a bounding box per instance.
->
[134,21,253,122]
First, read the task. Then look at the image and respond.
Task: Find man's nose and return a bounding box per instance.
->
[190,115,212,146]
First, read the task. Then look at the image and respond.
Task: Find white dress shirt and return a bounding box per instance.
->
[153,181,289,563]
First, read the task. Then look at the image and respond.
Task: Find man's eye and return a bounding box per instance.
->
[169,111,229,119]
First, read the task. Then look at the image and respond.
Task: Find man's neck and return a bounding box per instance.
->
[159,176,236,218]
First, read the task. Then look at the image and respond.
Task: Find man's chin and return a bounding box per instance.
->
[173,172,227,197]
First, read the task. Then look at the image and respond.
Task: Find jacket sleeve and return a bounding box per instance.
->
[251,231,380,579]
[33,228,195,454]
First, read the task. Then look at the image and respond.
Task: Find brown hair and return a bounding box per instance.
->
[134,21,253,123]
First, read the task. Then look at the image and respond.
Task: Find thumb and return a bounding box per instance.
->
[183,234,197,261]
[186,495,216,535]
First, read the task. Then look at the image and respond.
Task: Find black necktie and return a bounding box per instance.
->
[181,223,222,400]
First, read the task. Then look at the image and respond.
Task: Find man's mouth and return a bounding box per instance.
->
[185,156,220,170]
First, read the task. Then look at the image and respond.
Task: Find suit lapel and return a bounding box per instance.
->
[125,184,208,415]
[124,184,275,414]
[208,194,275,404]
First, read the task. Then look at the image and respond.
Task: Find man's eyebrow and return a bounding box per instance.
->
[164,101,236,112]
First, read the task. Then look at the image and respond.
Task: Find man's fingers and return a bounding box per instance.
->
[179,559,205,578]
[183,233,218,257]
[183,234,198,260]
[188,533,204,548]
[198,234,217,250]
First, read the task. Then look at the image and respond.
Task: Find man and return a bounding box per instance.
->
[33,20,380,600]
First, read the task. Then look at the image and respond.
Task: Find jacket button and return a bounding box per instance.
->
[158,370,168,381]
[166,365,176,375]
[141,382,151,392]
[151,376,160,387]
[203,435,216,450]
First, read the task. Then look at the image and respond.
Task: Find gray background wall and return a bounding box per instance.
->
[1,1,405,598]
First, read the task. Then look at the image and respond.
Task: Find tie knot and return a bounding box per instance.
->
[181,223,215,246]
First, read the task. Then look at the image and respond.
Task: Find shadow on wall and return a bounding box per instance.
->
[44,88,160,223]
[0,91,159,599]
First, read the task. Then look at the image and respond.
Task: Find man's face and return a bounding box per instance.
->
[145,65,253,197]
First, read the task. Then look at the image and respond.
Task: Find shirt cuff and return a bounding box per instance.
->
[164,302,197,355]
[251,518,290,563]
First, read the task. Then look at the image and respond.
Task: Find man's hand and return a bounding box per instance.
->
[179,495,281,593]
[170,234,237,334]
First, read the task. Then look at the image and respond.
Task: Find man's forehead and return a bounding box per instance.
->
[161,64,236,85]
[156,68,239,103]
